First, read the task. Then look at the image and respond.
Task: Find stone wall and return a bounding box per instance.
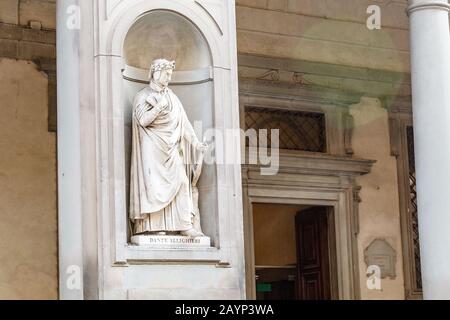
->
[350,98,405,300]
[0,0,56,61]
[0,58,57,299]
[236,0,410,73]
[0,0,57,300]
[0,0,56,28]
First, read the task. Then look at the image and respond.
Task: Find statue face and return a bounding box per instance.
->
[154,68,173,87]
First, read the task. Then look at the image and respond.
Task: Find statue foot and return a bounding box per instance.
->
[180,228,204,238]
[155,231,166,236]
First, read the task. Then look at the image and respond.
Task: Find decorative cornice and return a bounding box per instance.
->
[381,94,413,114]
[407,1,450,15]
[122,65,213,86]
[238,54,411,98]
[243,148,375,179]
[239,78,362,107]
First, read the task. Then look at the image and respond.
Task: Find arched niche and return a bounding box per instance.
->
[123,10,212,70]
[121,10,218,245]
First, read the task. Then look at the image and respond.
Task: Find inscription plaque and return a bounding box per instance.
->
[364,238,397,279]
[131,235,211,248]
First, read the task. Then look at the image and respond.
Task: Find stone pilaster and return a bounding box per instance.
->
[407,0,450,300]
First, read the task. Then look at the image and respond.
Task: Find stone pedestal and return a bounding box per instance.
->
[131,235,211,248]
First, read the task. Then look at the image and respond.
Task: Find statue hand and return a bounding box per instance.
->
[146,94,168,111]
[196,141,209,153]
[155,94,169,111]
[145,95,157,107]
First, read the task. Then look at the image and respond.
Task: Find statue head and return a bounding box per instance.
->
[149,58,175,88]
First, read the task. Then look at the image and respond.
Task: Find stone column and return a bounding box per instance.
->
[407,0,450,299]
[56,0,84,300]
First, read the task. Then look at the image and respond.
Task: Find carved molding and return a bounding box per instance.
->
[35,57,57,132]
[382,95,413,114]
[244,148,375,179]
[105,0,123,19]
[388,112,423,299]
[407,1,450,15]
[195,0,224,36]
[388,95,413,157]
[122,64,213,85]
[292,72,312,85]
[238,54,411,98]
[389,118,401,157]
[352,185,362,236]
[240,78,362,107]
[343,111,355,156]
[257,69,280,81]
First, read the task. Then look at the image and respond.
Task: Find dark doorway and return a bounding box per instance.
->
[254,204,337,300]
[295,207,334,300]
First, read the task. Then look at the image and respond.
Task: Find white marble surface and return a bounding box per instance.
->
[408,0,450,300]
[131,235,211,248]
[129,59,207,237]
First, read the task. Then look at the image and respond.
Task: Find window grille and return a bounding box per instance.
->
[406,126,422,290]
[244,107,326,152]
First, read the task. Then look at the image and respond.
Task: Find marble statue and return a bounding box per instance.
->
[129,58,208,238]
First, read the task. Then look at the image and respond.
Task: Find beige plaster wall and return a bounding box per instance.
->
[350,97,404,300]
[252,203,301,267]
[0,58,58,299]
[236,0,410,73]
[0,0,56,29]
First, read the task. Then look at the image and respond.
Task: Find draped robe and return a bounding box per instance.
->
[129,85,204,234]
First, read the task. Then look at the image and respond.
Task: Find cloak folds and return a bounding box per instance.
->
[129,87,204,233]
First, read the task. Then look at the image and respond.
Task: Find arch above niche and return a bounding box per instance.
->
[123,10,212,71]
[103,0,228,69]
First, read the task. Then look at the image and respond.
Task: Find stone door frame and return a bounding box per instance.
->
[242,150,374,300]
